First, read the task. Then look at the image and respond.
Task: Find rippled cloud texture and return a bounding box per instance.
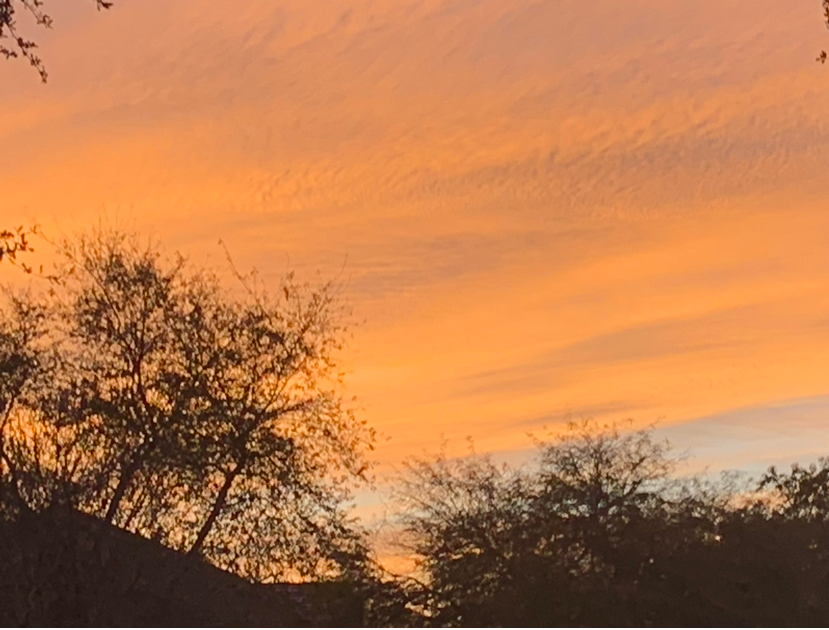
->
[2,0,829,469]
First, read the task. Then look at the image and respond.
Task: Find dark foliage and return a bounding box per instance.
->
[395,421,829,627]
[0,227,385,624]
[0,227,34,272]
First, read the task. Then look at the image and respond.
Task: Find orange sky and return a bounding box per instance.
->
[2,0,829,480]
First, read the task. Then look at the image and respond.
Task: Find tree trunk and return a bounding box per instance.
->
[188,463,243,556]
[104,457,141,524]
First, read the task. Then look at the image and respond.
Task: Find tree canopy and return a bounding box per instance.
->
[0,227,375,582]
[393,421,829,626]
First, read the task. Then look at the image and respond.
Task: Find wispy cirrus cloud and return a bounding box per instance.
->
[1,0,829,467]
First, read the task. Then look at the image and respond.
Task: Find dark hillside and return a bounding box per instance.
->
[0,506,362,626]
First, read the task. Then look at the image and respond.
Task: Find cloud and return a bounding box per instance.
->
[2,0,829,468]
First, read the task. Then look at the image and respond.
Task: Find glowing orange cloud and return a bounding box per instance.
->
[2,0,829,472]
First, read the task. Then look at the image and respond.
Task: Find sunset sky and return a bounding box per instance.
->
[2,0,829,483]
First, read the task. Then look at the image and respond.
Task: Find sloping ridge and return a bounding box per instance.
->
[0,506,361,626]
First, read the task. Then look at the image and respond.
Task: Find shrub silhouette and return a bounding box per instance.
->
[395,421,829,626]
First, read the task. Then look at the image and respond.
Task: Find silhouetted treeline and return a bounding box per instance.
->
[393,421,829,626]
[4,229,829,626]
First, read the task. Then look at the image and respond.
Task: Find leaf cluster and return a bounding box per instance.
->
[0,226,35,272]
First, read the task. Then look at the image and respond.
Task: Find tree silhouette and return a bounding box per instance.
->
[760,457,829,521]
[391,420,829,627]
[0,227,375,583]
[394,421,740,626]
[0,291,49,514]
[167,268,373,577]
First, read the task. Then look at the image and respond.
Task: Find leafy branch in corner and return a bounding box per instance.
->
[821,0,829,63]
[0,0,112,82]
